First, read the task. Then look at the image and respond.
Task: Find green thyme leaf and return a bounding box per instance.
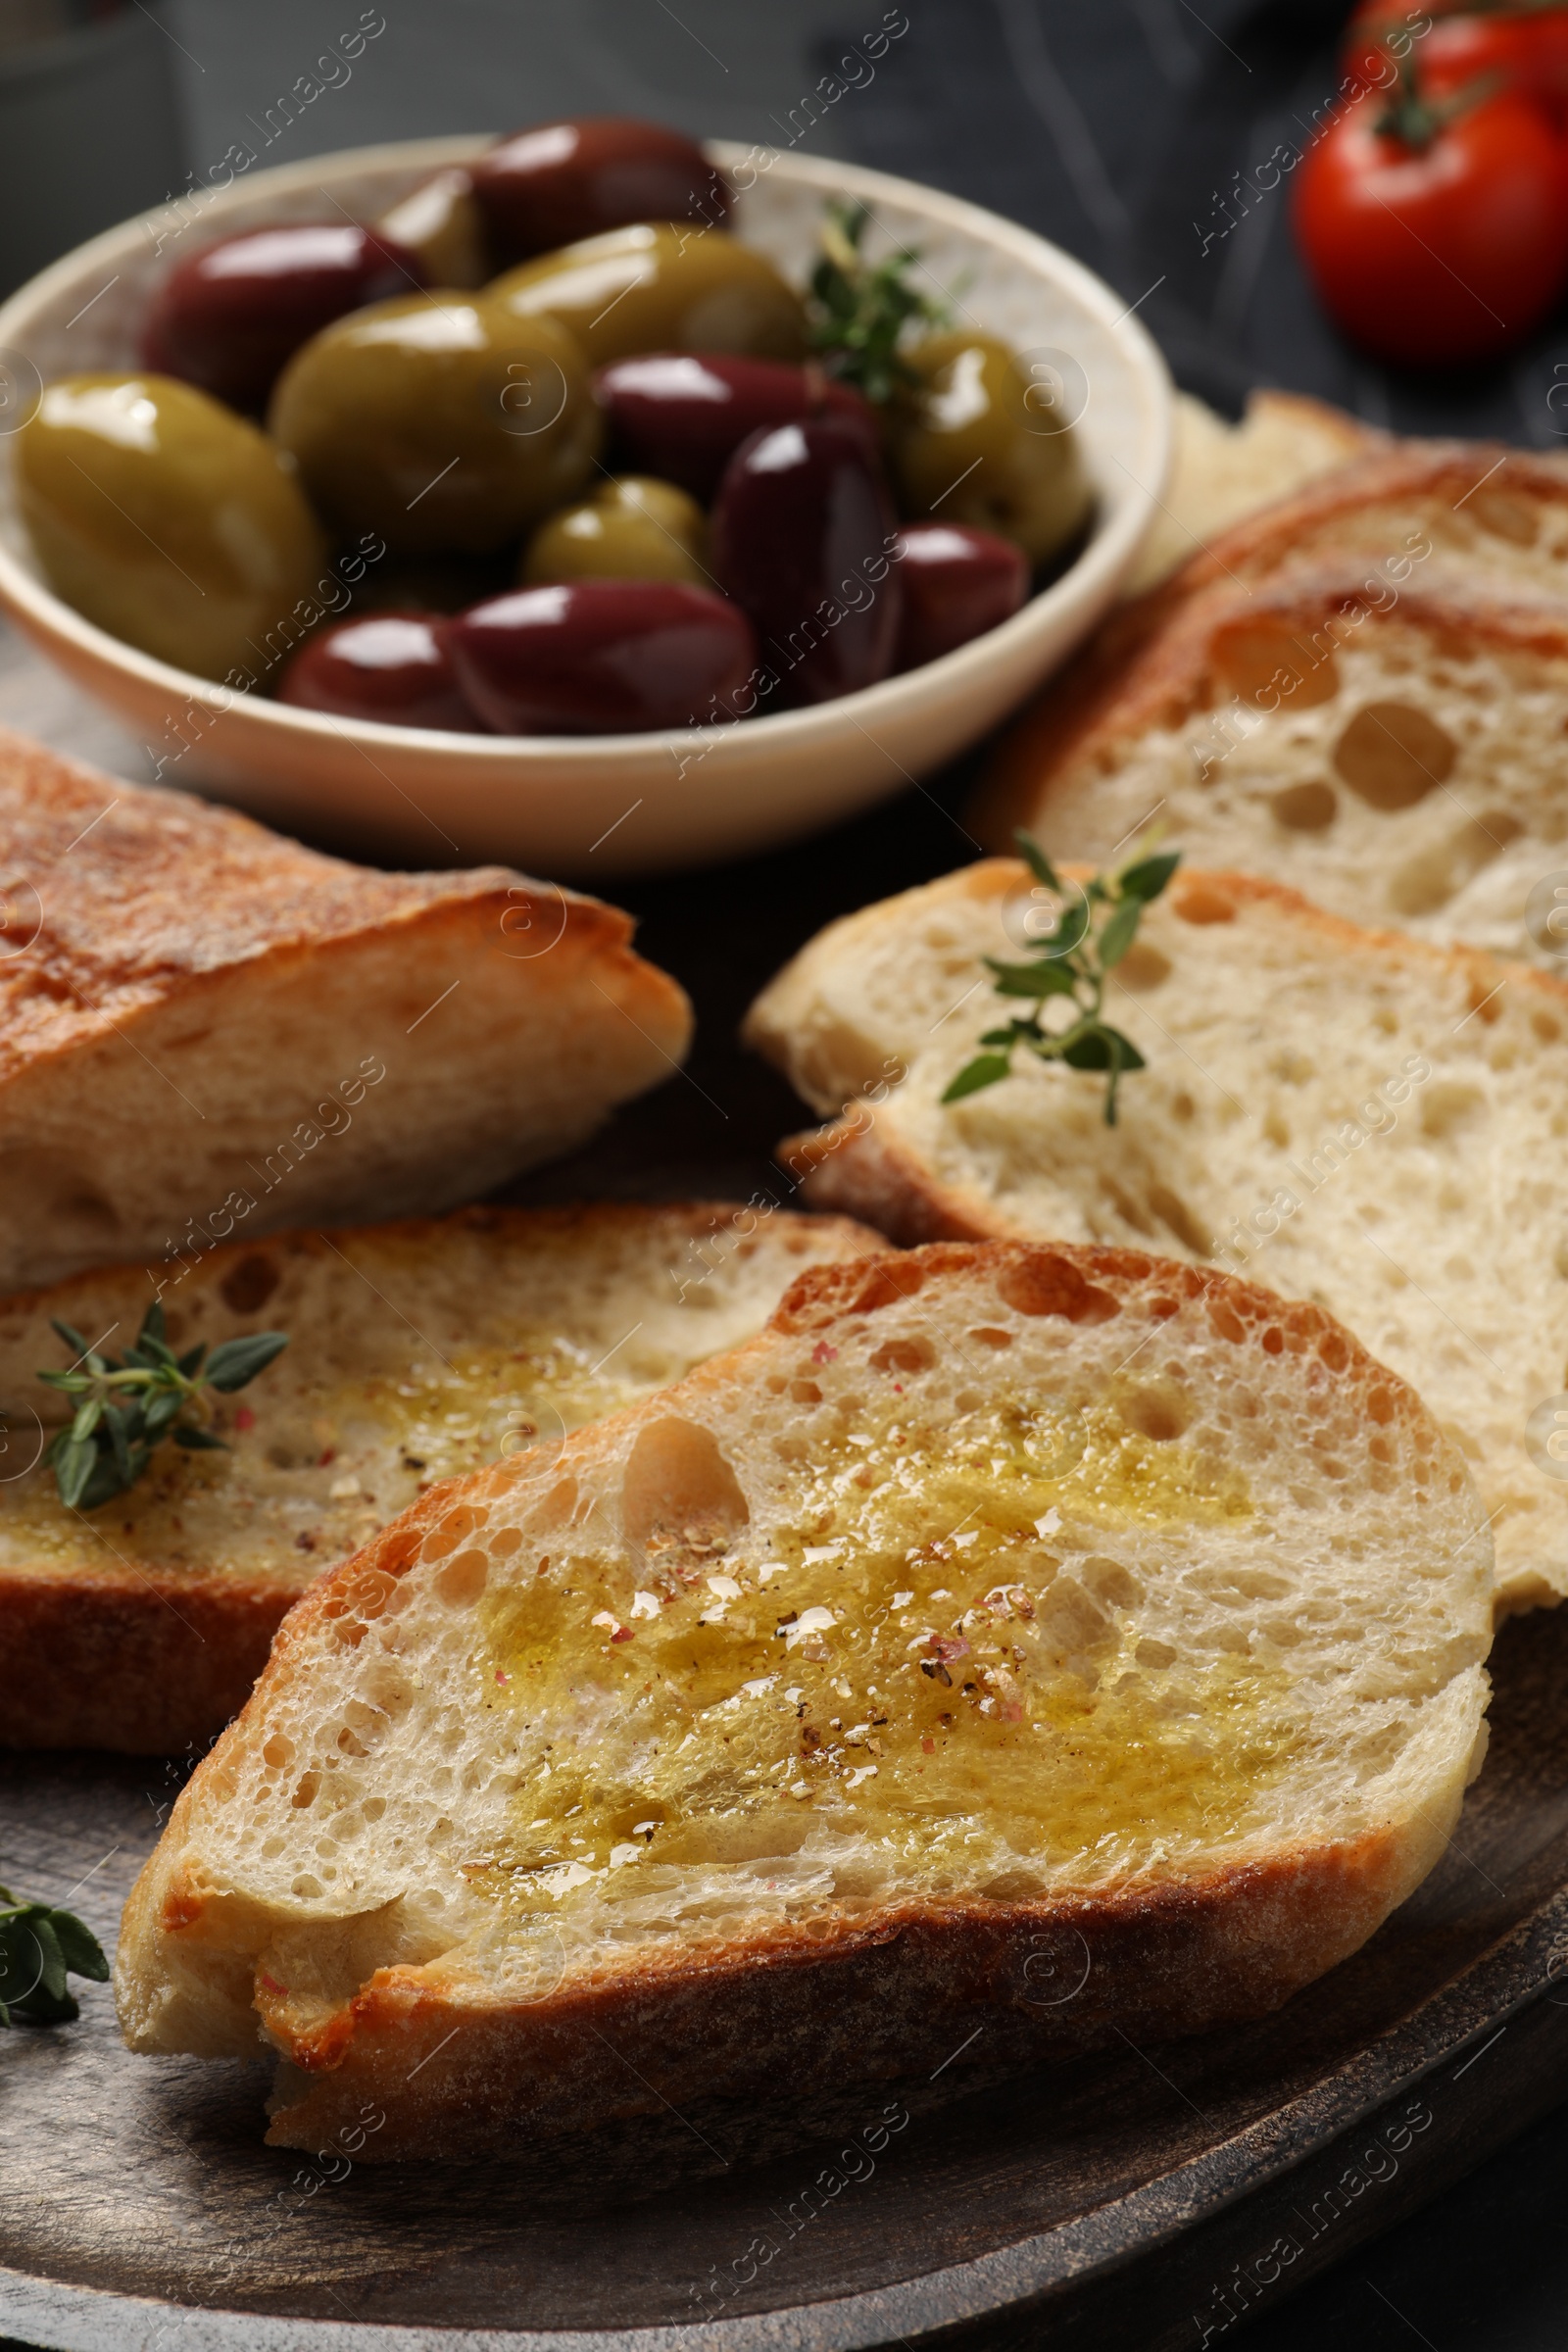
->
[1097,896,1144,969]
[1014,831,1065,896]
[0,1893,108,2027]
[54,1434,99,1510]
[1117,850,1182,903]
[37,1304,287,1510]
[48,1908,109,1982]
[942,1053,1015,1102]
[942,830,1181,1126]
[807,200,952,405]
[172,1426,227,1451]
[984,957,1078,999]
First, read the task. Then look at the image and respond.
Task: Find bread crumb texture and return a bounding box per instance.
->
[0,1204,879,1750]
[0,730,691,1290]
[116,1243,1492,2156]
[1005,573,1568,968]
[751,863,1568,1611]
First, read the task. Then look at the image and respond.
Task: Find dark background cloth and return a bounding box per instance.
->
[4,6,1567,2348]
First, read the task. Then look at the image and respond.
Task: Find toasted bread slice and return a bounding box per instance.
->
[748,864,1568,1613]
[1123,390,1379,596]
[0,1204,881,1751]
[986,442,1568,856]
[975,572,1568,966]
[115,1240,1491,2158]
[0,729,691,1293]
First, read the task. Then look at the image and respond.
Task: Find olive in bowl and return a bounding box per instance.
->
[268,291,601,553]
[487,223,807,368]
[892,524,1029,670]
[277,611,484,731]
[520,474,710,588]
[14,372,326,680]
[711,416,902,706]
[888,332,1091,565]
[444,579,756,733]
[472,119,730,259]
[140,223,423,414]
[596,352,876,500]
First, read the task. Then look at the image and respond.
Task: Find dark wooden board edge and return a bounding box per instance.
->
[4,1876,1566,2352]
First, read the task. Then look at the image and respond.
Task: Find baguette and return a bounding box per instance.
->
[748,863,1568,1612]
[976,571,1568,967]
[1123,390,1379,596]
[0,729,690,1293]
[115,1239,1492,2158]
[986,442,1568,858]
[0,1203,880,1751]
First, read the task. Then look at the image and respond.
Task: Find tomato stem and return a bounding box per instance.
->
[1373,58,1505,148]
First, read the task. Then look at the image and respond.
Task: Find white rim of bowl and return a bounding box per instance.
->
[0,134,1172,762]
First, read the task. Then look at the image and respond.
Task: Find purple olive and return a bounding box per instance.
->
[710,417,902,707]
[141,224,422,412]
[277,612,484,732]
[893,523,1030,671]
[471,119,730,261]
[443,580,757,734]
[595,353,877,501]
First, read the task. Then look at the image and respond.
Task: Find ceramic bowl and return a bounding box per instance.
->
[0,135,1171,876]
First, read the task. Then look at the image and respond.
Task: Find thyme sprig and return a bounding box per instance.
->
[36,1298,287,1512]
[943,831,1182,1126]
[808,199,951,405]
[0,1886,108,2026]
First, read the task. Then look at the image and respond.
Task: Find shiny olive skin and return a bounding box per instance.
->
[443,580,757,733]
[893,522,1029,670]
[596,352,876,500]
[16,372,326,681]
[277,612,485,730]
[888,333,1092,566]
[268,291,601,555]
[521,474,709,587]
[488,223,807,369]
[472,119,730,260]
[140,224,422,412]
[710,416,901,707]
[375,169,489,289]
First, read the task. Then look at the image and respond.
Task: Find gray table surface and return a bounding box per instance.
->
[4,3,1568,2347]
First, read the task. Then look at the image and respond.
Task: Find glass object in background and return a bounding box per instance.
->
[0,0,184,295]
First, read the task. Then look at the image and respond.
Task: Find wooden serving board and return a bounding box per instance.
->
[2,1607,1568,2352]
[4,650,1568,2351]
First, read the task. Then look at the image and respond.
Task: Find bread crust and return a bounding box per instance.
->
[0,729,694,1290]
[979,443,1568,847]
[116,1240,1488,2156]
[0,1202,883,1752]
[778,861,1568,1238]
[260,1832,1410,2159]
[0,726,646,1087]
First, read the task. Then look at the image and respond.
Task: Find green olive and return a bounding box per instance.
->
[887,333,1092,565]
[520,474,710,586]
[14,372,326,681]
[374,168,490,290]
[488,223,807,368]
[268,291,602,555]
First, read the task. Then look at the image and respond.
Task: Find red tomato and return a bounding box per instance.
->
[1295,78,1568,363]
[1344,5,1568,119]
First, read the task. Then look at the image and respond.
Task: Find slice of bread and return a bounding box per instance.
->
[747,864,1568,1613]
[976,571,1568,966]
[1123,390,1379,597]
[988,442,1568,860]
[115,1240,1492,2158]
[0,1204,880,1752]
[0,729,691,1293]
